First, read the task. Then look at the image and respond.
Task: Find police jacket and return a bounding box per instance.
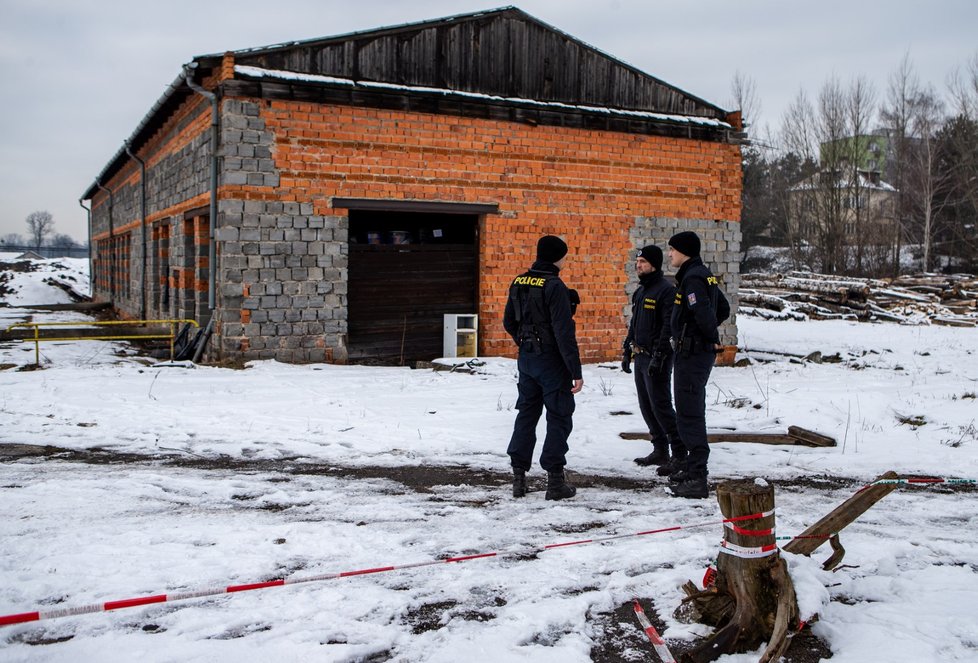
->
[670,257,725,346]
[625,270,675,355]
[503,260,583,380]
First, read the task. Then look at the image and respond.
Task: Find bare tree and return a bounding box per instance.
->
[779,89,820,267]
[881,53,921,272]
[50,233,78,250]
[906,88,952,271]
[845,76,878,273]
[1,233,26,248]
[779,76,881,275]
[731,71,770,260]
[782,77,851,273]
[947,52,978,120]
[25,210,55,250]
[730,70,762,129]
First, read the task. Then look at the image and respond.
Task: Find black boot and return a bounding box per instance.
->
[634,444,669,467]
[656,456,685,477]
[545,469,577,501]
[512,469,527,498]
[668,467,706,484]
[671,476,708,499]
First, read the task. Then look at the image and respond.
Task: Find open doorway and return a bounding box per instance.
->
[347,210,479,364]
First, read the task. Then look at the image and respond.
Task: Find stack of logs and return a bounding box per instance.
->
[739,271,978,327]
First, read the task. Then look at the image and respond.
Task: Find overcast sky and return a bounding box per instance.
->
[1,0,976,242]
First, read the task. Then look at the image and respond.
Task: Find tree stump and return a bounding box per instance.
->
[681,479,798,663]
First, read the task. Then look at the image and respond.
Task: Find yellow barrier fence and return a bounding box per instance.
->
[5,319,200,366]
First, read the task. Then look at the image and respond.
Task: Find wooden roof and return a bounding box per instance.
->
[205,6,727,119]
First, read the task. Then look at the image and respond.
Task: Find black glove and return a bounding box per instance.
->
[621,349,633,374]
[648,349,667,375]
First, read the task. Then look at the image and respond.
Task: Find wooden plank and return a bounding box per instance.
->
[619,431,799,445]
[787,426,837,447]
[711,433,799,445]
[782,470,900,558]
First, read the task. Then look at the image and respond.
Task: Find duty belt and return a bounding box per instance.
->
[629,342,651,356]
[671,336,718,354]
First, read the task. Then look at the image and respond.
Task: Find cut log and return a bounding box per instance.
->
[739,270,977,327]
[786,426,836,447]
[738,291,789,311]
[933,317,976,328]
[742,275,869,300]
[680,479,798,663]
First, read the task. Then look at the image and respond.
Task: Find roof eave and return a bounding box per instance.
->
[231,65,739,139]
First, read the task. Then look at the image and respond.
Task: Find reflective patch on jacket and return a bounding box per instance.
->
[513,275,547,287]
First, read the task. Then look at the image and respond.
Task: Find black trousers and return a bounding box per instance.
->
[507,349,575,472]
[673,349,715,479]
[633,353,681,455]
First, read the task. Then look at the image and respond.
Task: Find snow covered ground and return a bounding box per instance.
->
[1,258,977,662]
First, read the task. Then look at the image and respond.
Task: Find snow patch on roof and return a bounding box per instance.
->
[234,65,731,128]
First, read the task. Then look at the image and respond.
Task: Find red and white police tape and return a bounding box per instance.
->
[718,507,779,559]
[861,477,975,493]
[633,599,677,663]
[2,476,971,628]
[0,511,772,628]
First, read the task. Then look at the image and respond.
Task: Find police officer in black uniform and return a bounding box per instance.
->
[621,245,684,472]
[503,235,584,501]
[667,231,729,499]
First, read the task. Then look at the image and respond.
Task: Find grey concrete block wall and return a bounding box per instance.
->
[213,99,349,363]
[87,97,348,361]
[216,195,350,363]
[220,100,279,188]
[628,217,741,347]
[89,101,212,321]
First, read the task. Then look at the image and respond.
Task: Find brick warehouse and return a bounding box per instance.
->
[81,7,745,365]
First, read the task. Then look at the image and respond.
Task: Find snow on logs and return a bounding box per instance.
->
[739,271,978,326]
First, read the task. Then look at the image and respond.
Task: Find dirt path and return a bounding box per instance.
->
[0,442,884,494]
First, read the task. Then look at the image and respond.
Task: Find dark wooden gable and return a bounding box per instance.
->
[218,7,726,120]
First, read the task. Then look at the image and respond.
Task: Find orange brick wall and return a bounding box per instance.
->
[246,100,741,361]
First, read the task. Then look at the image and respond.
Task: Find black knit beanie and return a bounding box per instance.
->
[638,245,663,270]
[536,235,568,263]
[668,231,701,258]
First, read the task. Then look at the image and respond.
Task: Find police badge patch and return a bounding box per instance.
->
[687,292,697,306]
